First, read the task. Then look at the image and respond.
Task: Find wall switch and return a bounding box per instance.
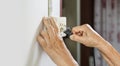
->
[54,17,66,37]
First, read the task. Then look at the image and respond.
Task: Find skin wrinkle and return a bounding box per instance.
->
[41,31,49,42]
[37,36,46,48]
[43,18,51,39]
[49,17,59,33]
[48,18,61,48]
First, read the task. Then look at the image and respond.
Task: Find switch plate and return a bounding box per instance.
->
[54,17,66,37]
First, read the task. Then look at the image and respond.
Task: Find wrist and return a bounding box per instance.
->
[96,39,120,65]
[95,37,110,49]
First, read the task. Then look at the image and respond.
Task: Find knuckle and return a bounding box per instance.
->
[46,44,53,49]
[72,26,79,31]
[72,27,76,31]
[84,24,89,26]
[41,30,45,35]
[37,38,47,47]
[82,24,88,27]
[41,30,47,36]
[83,24,91,28]
[40,40,45,45]
[81,24,91,30]
[37,36,40,41]
[37,36,42,42]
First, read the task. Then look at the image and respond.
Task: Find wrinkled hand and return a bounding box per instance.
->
[37,17,78,66]
[70,24,104,48]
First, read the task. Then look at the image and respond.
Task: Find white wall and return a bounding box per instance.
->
[0,0,56,66]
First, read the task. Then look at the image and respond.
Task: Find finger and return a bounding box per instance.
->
[42,17,45,22]
[81,24,90,28]
[41,26,57,49]
[43,18,52,34]
[72,26,81,34]
[70,34,83,42]
[49,17,59,33]
[75,31,84,36]
[80,24,92,31]
[41,30,50,44]
[37,35,47,48]
[70,35,79,41]
[43,18,55,39]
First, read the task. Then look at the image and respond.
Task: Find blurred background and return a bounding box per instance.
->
[60,0,120,66]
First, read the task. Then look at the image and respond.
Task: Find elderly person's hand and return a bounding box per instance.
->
[70,24,120,66]
[37,17,78,66]
[70,24,105,48]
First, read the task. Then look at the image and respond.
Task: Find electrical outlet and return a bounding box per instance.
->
[54,17,66,37]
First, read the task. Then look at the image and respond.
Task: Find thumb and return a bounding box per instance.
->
[70,34,82,42]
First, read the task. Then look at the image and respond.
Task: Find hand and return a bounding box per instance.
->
[70,24,104,48]
[37,17,78,66]
[70,24,120,66]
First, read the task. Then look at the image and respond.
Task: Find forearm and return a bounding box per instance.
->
[99,51,114,66]
[57,63,79,66]
[97,40,120,66]
[70,24,120,66]
[57,59,79,66]
[58,56,79,66]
